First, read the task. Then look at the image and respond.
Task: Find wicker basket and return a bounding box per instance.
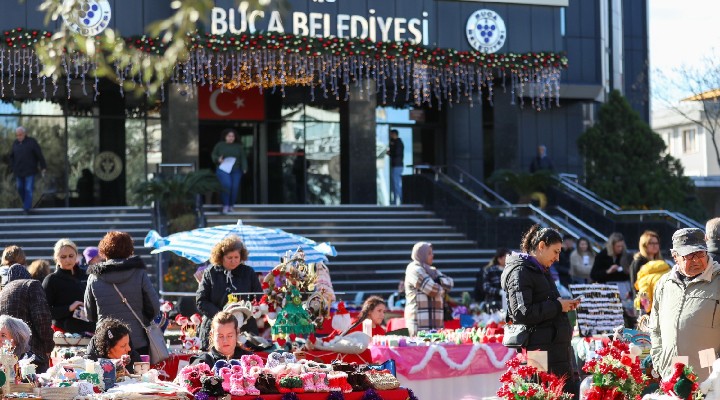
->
[34,386,78,400]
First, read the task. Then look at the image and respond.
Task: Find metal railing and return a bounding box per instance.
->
[557,174,703,229]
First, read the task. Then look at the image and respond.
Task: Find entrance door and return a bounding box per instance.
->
[198,122,259,204]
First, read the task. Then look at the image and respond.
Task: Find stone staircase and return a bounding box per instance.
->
[0,207,155,277]
[204,204,493,301]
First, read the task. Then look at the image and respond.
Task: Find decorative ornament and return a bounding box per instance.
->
[271,285,315,338]
[1,29,567,109]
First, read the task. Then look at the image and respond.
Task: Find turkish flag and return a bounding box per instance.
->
[197,85,265,120]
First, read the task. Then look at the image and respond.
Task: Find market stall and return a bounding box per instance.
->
[370,342,514,400]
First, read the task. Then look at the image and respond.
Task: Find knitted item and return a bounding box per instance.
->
[229,375,246,396]
[244,374,261,396]
[328,371,352,393]
[301,372,316,392]
[241,354,265,374]
[271,286,315,337]
[218,367,232,392]
[314,372,331,392]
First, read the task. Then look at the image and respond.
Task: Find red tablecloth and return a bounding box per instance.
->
[232,388,411,400]
[153,353,194,381]
[385,318,460,332]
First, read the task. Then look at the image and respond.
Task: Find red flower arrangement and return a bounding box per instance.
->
[497,355,573,400]
[582,340,648,400]
[660,363,699,400]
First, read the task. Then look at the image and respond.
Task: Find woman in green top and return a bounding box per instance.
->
[212,129,248,213]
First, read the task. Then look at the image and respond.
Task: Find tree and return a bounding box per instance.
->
[578,90,703,217]
[30,0,271,96]
[654,52,720,170]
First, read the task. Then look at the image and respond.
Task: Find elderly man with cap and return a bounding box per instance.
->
[650,228,720,381]
[0,264,54,372]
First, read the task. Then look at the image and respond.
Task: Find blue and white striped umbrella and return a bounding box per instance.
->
[144,220,337,272]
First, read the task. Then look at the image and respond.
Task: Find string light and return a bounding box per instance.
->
[1,28,568,107]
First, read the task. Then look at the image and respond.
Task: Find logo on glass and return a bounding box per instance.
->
[62,0,112,36]
[466,9,506,54]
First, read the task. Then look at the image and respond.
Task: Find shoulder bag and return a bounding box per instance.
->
[112,284,170,364]
[501,264,534,349]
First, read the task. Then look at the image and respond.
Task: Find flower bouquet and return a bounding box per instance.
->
[497,356,573,400]
[660,363,699,400]
[582,340,647,400]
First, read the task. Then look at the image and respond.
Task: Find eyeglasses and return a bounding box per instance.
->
[647,241,660,246]
[681,251,707,261]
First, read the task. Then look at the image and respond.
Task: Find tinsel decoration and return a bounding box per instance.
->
[193,392,210,400]
[280,393,300,400]
[361,388,383,400]
[1,28,567,109]
[407,388,419,400]
[327,391,345,400]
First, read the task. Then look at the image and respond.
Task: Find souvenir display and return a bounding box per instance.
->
[569,284,625,337]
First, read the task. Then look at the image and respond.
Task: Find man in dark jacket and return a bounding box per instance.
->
[707,217,720,263]
[0,264,54,372]
[386,129,404,205]
[9,126,46,213]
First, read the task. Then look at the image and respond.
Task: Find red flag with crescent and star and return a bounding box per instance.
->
[197,85,265,120]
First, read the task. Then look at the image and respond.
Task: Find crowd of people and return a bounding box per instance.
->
[1,215,720,396]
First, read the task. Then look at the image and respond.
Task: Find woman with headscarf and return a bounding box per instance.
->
[404,242,454,336]
[196,235,262,351]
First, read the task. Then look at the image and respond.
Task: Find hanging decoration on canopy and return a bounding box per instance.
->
[1,28,568,109]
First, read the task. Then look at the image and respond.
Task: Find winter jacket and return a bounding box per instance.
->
[9,136,46,178]
[502,253,576,381]
[629,255,649,294]
[42,265,95,334]
[196,264,262,350]
[190,345,254,367]
[590,251,632,283]
[388,138,404,167]
[404,262,454,336]
[708,238,720,264]
[482,265,504,309]
[0,279,54,370]
[650,261,720,381]
[569,250,595,281]
[634,260,670,314]
[84,256,160,350]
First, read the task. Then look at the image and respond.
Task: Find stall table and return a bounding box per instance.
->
[231,389,412,400]
[370,343,514,400]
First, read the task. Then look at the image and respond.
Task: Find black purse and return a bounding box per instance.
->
[502,323,533,349]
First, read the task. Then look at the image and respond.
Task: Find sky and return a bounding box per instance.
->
[649,1,720,108]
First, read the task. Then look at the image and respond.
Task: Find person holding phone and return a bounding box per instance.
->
[502,225,580,396]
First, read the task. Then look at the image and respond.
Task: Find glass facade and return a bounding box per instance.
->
[0,99,162,208]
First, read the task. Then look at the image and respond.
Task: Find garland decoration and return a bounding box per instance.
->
[406,343,514,374]
[1,28,567,108]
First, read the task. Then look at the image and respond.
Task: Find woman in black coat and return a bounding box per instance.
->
[501,225,581,395]
[42,239,95,334]
[196,236,262,351]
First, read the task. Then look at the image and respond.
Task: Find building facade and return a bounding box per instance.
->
[0,0,648,207]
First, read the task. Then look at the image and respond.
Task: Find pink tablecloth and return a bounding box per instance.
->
[369,342,514,380]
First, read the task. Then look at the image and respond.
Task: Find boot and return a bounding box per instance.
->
[229,375,246,396]
[301,372,316,392]
[314,372,330,392]
[244,375,261,396]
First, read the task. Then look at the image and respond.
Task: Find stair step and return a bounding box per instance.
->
[205,218,445,227]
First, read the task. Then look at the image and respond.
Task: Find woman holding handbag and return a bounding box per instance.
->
[85,231,161,357]
[501,225,581,395]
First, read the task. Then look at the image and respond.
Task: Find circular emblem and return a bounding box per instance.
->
[62,0,112,36]
[466,9,506,53]
[94,151,123,182]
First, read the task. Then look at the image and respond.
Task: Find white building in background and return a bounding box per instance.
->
[652,99,720,215]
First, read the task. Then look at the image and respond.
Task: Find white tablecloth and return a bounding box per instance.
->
[399,371,502,400]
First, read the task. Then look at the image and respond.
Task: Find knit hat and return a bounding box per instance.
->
[83,247,99,264]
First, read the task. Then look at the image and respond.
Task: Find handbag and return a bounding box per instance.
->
[112,284,170,364]
[502,322,533,349]
[363,370,400,390]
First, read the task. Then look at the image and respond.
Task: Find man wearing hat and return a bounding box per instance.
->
[650,228,720,381]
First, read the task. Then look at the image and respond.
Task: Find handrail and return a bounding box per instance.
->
[556,174,703,229]
[444,165,513,207]
[439,174,494,209]
[555,206,609,242]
